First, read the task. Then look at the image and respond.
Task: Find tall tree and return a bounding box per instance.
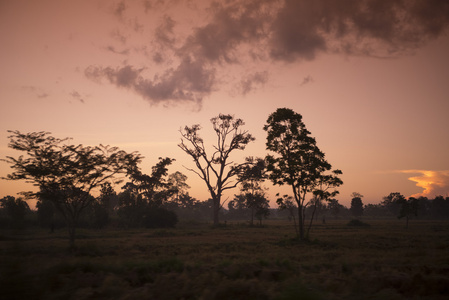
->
[264,108,342,240]
[179,114,255,225]
[350,192,364,217]
[2,130,142,248]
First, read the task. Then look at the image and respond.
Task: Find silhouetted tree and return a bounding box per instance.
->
[276,194,298,236]
[125,157,175,208]
[398,197,419,229]
[2,130,141,248]
[117,188,146,228]
[36,197,57,231]
[350,192,364,217]
[307,169,343,236]
[91,183,116,228]
[179,114,255,226]
[0,196,30,228]
[236,157,269,225]
[327,198,344,219]
[430,196,449,219]
[381,192,404,217]
[264,108,341,240]
[167,171,190,208]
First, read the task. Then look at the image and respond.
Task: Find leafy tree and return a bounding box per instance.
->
[179,114,255,225]
[307,169,343,236]
[236,157,269,225]
[350,192,364,217]
[36,197,56,231]
[117,188,147,228]
[125,157,175,208]
[381,192,404,217]
[118,157,180,228]
[430,196,449,219]
[327,198,344,219]
[264,108,341,240]
[2,130,142,248]
[0,196,30,228]
[167,171,190,208]
[398,197,419,229]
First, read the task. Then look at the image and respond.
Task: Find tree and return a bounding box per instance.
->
[381,192,404,217]
[264,108,342,240]
[350,192,364,217]
[307,169,343,236]
[2,130,142,248]
[179,114,255,225]
[398,197,419,229]
[236,157,269,226]
[0,196,30,228]
[276,194,298,235]
[124,157,175,208]
[168,171,190,208]
[118,157,179,228]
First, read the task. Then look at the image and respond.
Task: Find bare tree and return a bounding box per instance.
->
[179,114,255,225]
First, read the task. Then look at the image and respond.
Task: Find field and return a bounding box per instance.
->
[1,219,449,299]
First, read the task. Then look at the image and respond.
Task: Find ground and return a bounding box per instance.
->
[1,219,448,299]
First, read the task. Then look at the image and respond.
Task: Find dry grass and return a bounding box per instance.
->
[1,219,449,299]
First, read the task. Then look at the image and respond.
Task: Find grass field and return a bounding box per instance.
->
[1,219,449,299]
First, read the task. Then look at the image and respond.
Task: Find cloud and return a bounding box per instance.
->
[21,85,49,99]
[85,60,215,105]
[238,71,269,95]
[300,75,314,86]
[90,0,449,107]
[105,45,130,55]
[113,1,127,19]
[399,170,449,198]
[69,90,85,103]
[270,0,449,60]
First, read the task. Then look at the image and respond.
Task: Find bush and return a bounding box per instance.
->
[347,219,370,227]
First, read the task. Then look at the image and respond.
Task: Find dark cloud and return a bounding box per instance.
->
[85,60,215,105]
[91,0,449,107]
[270,0,449,60]
[179,0,272,64]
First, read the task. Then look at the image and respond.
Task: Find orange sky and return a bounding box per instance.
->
[1,0,449,208]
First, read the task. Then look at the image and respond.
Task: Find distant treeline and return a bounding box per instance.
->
[1,193,449,230]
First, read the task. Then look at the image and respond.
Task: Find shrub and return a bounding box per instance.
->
[347,219,370,227]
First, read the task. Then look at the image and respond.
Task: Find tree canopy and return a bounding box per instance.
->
[2,130,142,247]
[264,108,342,239]
[179,114,255,225]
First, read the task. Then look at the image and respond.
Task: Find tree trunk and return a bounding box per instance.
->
[213,197,220,226]
[297,205,304,240]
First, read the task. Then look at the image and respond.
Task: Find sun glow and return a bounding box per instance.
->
[399,170,449,198]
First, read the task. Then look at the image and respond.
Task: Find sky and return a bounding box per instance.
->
[1,0,449,208]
